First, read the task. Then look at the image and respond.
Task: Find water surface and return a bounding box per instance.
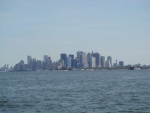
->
[0,70,150,113]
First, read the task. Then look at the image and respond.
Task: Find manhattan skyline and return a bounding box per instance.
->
[1,51,124,71]
[0,0,150,67]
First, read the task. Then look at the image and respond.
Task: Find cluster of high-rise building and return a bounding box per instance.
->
[2,52,150,71]
[11,51,125,71]
[0,64,10,72]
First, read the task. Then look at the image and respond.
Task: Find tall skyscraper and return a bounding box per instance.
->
[43,55,48,63]
[32,58,36,70]
[90,56,96,68]
[87,53,92,67]
[43,55,52,70]
[67,56,72,68]
[77,51,83,64]
[81,53,89,68]
[92,52,101,67]
[119,61,124,67]
[60,53,67,67]
[36,60,42,70]
[69,54,74,59]
[107,56,112,67]
[105,60,111,68]
[27,56,32,64]
[73,59,78,68]
[69,54,74,68]
[27,56,32,70]
[101,56,105,67]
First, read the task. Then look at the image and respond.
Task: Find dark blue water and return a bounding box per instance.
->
[0,70,150,113]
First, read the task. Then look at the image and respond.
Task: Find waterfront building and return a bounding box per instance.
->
[116,59,118,66]
[87,53,91,67]
[77,51,83,64]
[105,60,111,68]
[69,54,74,59]
[57,62,63,70]
[119,61,124,67]
[32,58,36,70]
[36,60,42,70]
[81,53,89,68]
[73,59,78,68]
[69,54,74,68]
[90,56,96,68]
[101,56,105,67]
[27,56,32,64]
[43,55,52,70]
[107,56,112,67]
[14,60,26,71]
[43,55,48,63]
[52,61,62,70]
[67,56,72,68]
[113,59,118,67]
[92,52,101,67]
[60,53,67,67]
[27,56,32,70]
[59,59,64,67]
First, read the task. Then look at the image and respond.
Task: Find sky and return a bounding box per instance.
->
[0,0,150,67]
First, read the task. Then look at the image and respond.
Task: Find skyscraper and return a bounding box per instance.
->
[43,55,52,70]
[101,56,105,67]
[107,56,112,67]
[69,54,74,59]
[60,53,67,67]
[105,60,111,68]
[69,54,74,68]
[81,53,89,68]
[92,52,101,67]
[90,56,96,68]
[87,53,92,67]
[77,51,83,64]
[32,58,36,70]
[43,55,48,63]
[67,56,72,68]
[27,56,32,70]
[36,60,42,70]
[119,61,124,67]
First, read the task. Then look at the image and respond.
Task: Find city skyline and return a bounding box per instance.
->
[1,0,150,67]
[1,50,118,67]
[1,50,150,71]
[0,49,149,68]
[1,50,126,71]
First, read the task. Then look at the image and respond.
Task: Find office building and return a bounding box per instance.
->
[107,56,112,67]
[73,59,78,68]
[119,61,124,67]
[36,60,42,70]
[32,58,36,70]
[81,53,89,68]
[105,60,111,68]
[60,53,67,67]
[69,54,74,59]
[67,56,72,68]
[101,56,105,67]
[27,56,32,70]
[87,53,91,66]
[43,55,52,70]
[77,51,83,64]
[92,52,101,67]
[90,56,96,68]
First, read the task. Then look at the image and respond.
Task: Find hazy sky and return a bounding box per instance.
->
[0,0,150,67]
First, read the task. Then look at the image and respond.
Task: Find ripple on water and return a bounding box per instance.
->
[0,70,150,113]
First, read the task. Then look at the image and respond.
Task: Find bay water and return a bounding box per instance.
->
[0,70,150,113]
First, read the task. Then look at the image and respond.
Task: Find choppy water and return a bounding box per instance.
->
[0,70,150,113]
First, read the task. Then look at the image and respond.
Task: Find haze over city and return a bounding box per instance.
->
[0,0,150,67]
